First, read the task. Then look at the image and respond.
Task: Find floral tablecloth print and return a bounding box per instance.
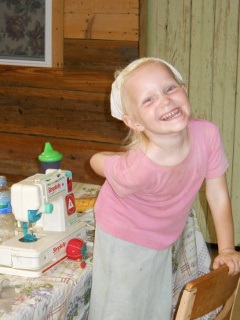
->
[0,259,92,320]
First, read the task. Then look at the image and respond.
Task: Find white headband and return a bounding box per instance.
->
[110,58,183,120]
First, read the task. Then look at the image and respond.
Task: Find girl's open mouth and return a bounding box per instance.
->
[160,108,182,121]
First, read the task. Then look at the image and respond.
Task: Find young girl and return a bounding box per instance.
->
[88,58,240,319]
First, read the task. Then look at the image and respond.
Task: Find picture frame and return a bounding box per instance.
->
[0,0,63,68]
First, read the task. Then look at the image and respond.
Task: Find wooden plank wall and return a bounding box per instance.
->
[145,0,240,245]
[64,0,139,40]
[0,0,139,186]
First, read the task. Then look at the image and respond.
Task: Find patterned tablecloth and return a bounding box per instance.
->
[0,183,217,319]
[171,209,219,319]
[0,253,93,320]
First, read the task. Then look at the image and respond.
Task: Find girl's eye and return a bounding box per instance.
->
[166,86,175,93]
[143,97,153,104]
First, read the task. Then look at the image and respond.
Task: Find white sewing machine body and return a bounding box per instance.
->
[0,170,86,277]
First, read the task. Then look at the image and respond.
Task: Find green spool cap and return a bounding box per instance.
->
[38,142,62,162]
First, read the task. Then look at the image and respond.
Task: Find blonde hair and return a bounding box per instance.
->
[114,58,185,149]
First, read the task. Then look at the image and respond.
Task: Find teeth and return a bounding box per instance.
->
[161,109,181,121]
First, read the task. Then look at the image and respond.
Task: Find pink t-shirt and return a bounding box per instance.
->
[94,120,228,250]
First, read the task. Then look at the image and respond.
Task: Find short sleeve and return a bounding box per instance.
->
[104,150,153,198]
[205,125,229,179]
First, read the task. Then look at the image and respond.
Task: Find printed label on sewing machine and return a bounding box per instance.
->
[46,175,65,198]
[53,241,66,254]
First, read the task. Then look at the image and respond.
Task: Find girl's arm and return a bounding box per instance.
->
[206,173,240,275]
[90,152,123,177]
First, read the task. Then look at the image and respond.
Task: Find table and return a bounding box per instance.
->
[0,257,92,320]
[0,182,218,319]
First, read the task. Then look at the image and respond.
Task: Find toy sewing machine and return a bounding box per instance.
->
[0,170,86,277]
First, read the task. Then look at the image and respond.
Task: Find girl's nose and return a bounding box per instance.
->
[158,93,171,108]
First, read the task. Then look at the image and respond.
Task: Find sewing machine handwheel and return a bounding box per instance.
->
[45,203,53,213]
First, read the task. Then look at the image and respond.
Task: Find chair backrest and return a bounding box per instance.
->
[175,264,240,320]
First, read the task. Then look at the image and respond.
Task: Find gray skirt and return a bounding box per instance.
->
[88,225,172,320]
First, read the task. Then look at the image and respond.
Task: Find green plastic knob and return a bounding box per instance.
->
[45,203,53,213]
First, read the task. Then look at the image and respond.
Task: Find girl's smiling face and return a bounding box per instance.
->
[122,62,191,137]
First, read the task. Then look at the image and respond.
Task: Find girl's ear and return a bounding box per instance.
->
[182,84,187,93]
[122,115,144,132]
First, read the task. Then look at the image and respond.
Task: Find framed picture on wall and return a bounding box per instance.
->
[0,0,63,68]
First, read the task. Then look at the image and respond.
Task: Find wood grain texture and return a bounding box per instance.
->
[64,0,139,14]
[0,65,114,92]
[52,0,64,68]
[0,37,137,184]
[64,39,138,70]
[189,0,215,242]
[64,0,139,41]
[146,0,240,245]
[0,1,139,186]
[64,13,139,41]
[0,134,122,185]
[0,87,128,143]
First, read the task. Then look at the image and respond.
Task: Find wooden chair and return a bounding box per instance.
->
[175,264,240,320]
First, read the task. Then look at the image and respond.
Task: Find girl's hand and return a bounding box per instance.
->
[213,249,240,275]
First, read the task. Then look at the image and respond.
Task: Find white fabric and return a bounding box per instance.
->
[110,58,183,120]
